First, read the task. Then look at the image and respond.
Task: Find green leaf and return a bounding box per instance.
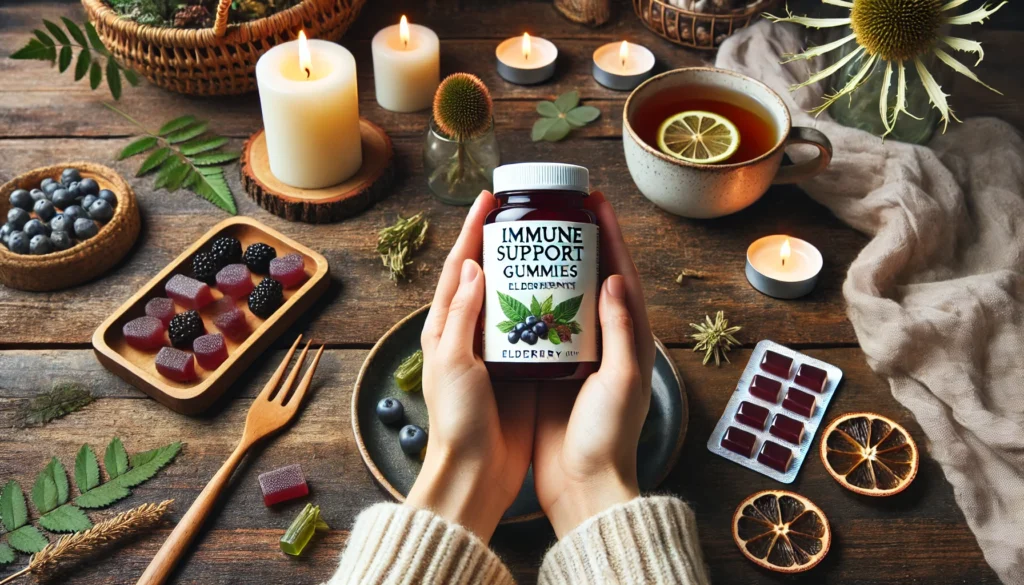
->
[530,296,543,317]
[104,438,129,480]
[6,526,48,554]
[536,101,560,118]
[122,67,139,86]
[32,472,58,515]
[57,45,72,72]
[74,482,131,509]
[554,90,580,113]
[0,543,15,565]
[166,165,192,191]
[10,39,55,61]
[137,148,172,176]
[84,22,106,53]
[15,383,93,428]
[62,18,87,45]
[189,151,239,166]
[566,106,601,128]
[497,291,531,322]
[541,295,554,315]
[115,442,180,489]
[44,20,70,45]
[38,504,92,533]
[153,157,183,189]
[552,294,584,323]
[0,481,28,531]
[119,136,158,160]
[542,118,572,142]
[496,320,517,333]
[548,329,562,345]
[89,61,102,90]
[106,58,121,100]
[74,48,91,81]
[33,30,54,47]
[180,136,229,156]
[531,117,558,142]
[158,115,197,136]
[167,122,209,144]
[75,444,101,493]
[188,167,237,214]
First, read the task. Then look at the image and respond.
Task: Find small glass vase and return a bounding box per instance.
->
[424,118,500,205]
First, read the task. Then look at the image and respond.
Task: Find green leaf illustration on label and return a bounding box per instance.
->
[496,292,582,345]
[497,291,531,323]
[551,294,583,324]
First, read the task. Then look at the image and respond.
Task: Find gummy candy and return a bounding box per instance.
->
[210,298,249,342]
[259,464,309,506]
[269,254,307,289]
[123,316,166,351]
[155,347,197,382]
[193,333,228,370]
[144,297,176,326]
[165,274,214,310]
[215,264,254,299]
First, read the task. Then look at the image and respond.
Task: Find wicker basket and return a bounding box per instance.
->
[81,0,365,96]
[0,163,141,292]
[633,0,780,50]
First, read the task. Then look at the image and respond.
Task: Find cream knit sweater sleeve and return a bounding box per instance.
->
[328,496,710,585]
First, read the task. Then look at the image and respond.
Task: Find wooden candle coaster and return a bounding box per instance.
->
[241,119,395,223]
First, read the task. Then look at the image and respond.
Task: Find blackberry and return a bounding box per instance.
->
[210,236,242,266]
[192,251,219,284]
[555,324,572,343]
[168,310,205,348]
[248,277,283,318]
[243,242,277,274]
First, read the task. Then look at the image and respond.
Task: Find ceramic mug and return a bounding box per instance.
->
[623,68,832,219]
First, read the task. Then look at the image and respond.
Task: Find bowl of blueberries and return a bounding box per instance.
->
[0,162,140,291]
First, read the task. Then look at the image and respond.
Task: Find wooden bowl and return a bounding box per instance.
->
[0,162,141,291]
[92,217,329,415]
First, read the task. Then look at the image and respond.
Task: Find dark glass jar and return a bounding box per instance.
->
[482,163,599,380]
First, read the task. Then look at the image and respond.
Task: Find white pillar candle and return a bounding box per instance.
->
[255,32,362,190]
[372,16,440,112]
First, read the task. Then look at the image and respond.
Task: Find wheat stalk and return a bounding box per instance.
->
[0,500,173,584]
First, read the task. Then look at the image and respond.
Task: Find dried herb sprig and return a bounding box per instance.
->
[0,500,172,584]
[15,383,93,428]
[675,269,706,285]
[690,311,742,366]
[377,213,429,282]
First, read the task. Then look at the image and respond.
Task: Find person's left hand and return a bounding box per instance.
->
[406,192,537,543]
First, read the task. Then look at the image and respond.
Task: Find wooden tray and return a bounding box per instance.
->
[0,162,140,291]
[92,216,329,415]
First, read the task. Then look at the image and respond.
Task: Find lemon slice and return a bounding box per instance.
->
[656,110,740,164]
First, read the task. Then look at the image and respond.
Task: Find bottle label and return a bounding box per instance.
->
[482,220,598,363]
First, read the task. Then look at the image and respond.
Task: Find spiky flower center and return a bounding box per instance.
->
[850,0,944,61]
[432,73,493,141]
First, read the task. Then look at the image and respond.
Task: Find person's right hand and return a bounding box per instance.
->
[532,191,656,538]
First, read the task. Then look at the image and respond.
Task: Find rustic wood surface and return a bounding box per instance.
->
[1,0,1019,583]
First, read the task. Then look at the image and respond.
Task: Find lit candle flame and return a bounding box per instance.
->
[619,41,629,68]
[298,30,311,79]
[399,15,410,49]
[780,238,791,267]
[522,32,531,61]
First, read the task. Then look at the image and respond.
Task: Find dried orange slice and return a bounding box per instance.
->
[820,412,919,497]
[732,490,830,573]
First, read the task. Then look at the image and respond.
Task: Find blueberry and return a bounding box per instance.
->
[40,177,56,188]
[61,168,82,185]
[66,182,81,199]
[23,219,50,238]
[7,208,29,230]
[521,330,538,345]
[33,199,56,221]
[52,188,77,210]
[29,234,52,255]
[81,194,97,210]
[514,322,528,333]
[376,397,405,426]
[79,178,100,196]
[533,321,548,337]
[88,199,114,222]
[42,182,61,198]
[99,189,117,206]
[399,424,428,456]
[62,205,86,224]
[7,231,28,254]
[50,230,73,251]
[49,213,69,233]
[74,217,99,239]
[9,189,32,211]
[0,223,12,246]
[508,330,521,344]
[29,189,46,202]
[525,316,539,327]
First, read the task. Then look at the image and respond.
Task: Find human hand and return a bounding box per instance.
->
[406,191,537,543]
[533,191,656,538]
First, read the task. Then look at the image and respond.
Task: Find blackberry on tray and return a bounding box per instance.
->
[243,242,277,274]
[192,251,220,285]
[169,310,205,348]
[248,277,283,318]
[210,236,242,266]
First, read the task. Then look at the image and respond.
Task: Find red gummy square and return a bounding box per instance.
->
[258,464,308,506]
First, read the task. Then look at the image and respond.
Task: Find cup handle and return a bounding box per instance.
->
[772,127,833,185]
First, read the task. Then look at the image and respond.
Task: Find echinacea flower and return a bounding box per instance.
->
[766,0,1006,135]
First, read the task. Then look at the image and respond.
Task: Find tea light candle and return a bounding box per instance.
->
[256,31,361,190]
[496,33,557,85]
[745,235,823,299]
[592,41,655,91]
[371,15,440,112]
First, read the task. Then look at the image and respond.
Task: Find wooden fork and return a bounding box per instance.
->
[136,335,324,585]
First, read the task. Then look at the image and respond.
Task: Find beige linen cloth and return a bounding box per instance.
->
[716,21,1024,584]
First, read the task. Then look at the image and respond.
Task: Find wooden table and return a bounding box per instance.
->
[2,1,1018,583]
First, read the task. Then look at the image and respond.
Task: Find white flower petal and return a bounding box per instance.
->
[934,47,1004,95]
[942,0,972,11]
[879,61,895,136]
[946,1,1007,25]
[941,36,985,66]
[810,54,877,116]
[782,32,857,63]
[895,61,923,122]
[791,46,865,91]
[914,57,953,132]
[763,8,852,28]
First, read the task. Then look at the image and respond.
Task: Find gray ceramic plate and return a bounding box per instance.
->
[352,304,688,523]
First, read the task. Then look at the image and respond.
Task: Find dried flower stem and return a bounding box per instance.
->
[0,500,173,584]
[377,213,429,282]
[675,269,706,284]
[690,311,742,366]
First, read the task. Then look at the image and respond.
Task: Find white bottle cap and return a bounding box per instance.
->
[492,163,589,195]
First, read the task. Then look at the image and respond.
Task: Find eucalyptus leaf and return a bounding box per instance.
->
[566,105,601,127]
[543,118,572,142]
[532,117,558,141]
[536,101,560,118]
[74,48,91,81]
[554,90,580,112]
